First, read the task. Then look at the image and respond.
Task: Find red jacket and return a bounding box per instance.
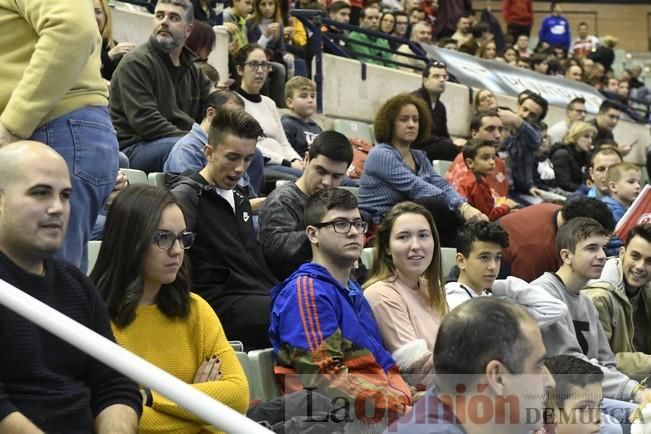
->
[445,153,509,197]
[503,0,533,26]
[457,171,510,221]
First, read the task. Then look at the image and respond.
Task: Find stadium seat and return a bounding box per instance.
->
[441,247,457,277]
[432,160,452,176]
[247,348,281,401]
[234,351,256,399]
[360,247,375,270]
[122,168,148,185]
[88,240,102,275]
[334,119,374,144]
[148,172,166,187]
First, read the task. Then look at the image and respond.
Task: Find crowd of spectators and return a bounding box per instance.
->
[2,0,651,433]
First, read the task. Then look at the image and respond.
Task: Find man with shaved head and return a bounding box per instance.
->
[0,141,141,433]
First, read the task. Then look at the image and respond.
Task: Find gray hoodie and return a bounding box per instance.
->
[445,276,568,329]
[532,272,639,400]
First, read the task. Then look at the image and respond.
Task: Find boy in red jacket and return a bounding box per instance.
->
[457,139,519,220]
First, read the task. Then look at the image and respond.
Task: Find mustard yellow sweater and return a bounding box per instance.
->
[0,0,108,138]
[112,293,249,434]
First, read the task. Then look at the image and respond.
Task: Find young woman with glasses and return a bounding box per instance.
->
[234,43,304,180]
[90,185,249,433]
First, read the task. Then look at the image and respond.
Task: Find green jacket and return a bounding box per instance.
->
[584,257,651,381]
[347,31,395,68]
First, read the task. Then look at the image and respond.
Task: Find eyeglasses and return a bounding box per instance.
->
[312,219,368,234]
[428,60,447,69]
[244,61,272,71]
[152,230,195,250]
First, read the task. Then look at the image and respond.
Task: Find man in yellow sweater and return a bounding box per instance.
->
[0,0,119,271]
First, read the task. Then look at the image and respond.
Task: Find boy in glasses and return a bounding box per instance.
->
[269,188,413,430]
[170,109,278,351]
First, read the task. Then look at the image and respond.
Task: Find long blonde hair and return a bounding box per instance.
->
[96,0,115,48]
[363,202,448,317]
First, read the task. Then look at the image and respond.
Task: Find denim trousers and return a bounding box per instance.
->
[31,106,118,271]
[123,136,181,173]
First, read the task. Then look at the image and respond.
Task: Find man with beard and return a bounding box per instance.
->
[110,0,215,173]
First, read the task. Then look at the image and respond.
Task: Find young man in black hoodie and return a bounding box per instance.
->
[171,109,277,351]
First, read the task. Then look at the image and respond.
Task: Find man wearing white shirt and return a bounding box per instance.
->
[547,97,587,146]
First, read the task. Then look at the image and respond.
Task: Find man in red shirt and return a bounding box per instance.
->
[503,0,533,43]
[499,197,614,282]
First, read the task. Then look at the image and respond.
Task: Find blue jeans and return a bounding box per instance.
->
[31,106,118,271]
[123,136,181,173]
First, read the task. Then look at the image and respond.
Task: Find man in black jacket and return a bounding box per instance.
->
[171,109,277,351]
[110,0,215,173]
[411,60,464,161]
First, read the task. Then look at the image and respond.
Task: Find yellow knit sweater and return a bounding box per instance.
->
[112,293,249,434]
[0,0,108,138]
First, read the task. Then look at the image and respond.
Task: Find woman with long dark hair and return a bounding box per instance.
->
[91,185,248,433]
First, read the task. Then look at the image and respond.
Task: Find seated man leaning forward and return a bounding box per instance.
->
[269,188,412,429]
[260,131,353,280]
[0,141,141,433]
[389,297,556,434]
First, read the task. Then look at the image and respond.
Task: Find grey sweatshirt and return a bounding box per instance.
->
[259,182,311,280]
[532,272,639,400]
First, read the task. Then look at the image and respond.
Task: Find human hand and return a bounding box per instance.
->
[0,122,19,147]
[497,108,523,129]
[290,159,304,170]
[223,22,240,35]
[459,203,489,221]
[193,355,222,383]
[108,42,135,61]
[265,22,281,39]
[104,170,128,209]
[283,26,294,39]
[618,142,633,155]
[529,187,544,197]
[504,198,520,209]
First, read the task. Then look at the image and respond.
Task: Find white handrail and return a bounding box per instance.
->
[0,278,272,434]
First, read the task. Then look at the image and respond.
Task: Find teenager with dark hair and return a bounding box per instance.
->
[532,218,651,405]
[170,108,278,350]
[260,131,354,280]
[500,197,615,282]
[92,185,249,432]
[269,188,412,430]
[545,355,604,434]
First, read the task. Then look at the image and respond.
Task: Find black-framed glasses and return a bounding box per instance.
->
[312,219,368,234]
[152,230,195,250]
[244,61,272,71]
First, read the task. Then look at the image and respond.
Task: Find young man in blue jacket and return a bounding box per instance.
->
[268,188,412,430]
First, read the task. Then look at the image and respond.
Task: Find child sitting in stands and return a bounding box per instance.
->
[281,76,323,156]
[544,355,605,434]
[457,139,519,221]
[600,162,642,222]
